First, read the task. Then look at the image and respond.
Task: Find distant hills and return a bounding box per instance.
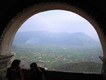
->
[12,31,103,73]
[13,31,101,47]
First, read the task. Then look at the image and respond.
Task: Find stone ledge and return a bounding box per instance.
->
[0,54,13,60]
[0,54,14,70]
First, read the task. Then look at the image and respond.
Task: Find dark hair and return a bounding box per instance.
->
[11,59,21,69]
[30,63,37,69]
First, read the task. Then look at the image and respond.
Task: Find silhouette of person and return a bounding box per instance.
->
[28,62,46,80]
[6,59,23,80]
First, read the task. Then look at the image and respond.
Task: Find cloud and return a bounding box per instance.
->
[18,10,99,40]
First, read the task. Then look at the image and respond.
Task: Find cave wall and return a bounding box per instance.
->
[0,0,106,80]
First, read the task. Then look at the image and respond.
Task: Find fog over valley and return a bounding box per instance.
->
[13,31,100,46]
[11,10,103,73]
[12,31,103,73]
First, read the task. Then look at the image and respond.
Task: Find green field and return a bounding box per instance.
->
[11,44,103,73]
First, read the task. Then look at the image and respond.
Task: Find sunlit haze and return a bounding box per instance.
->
[13,10,103,73]
[18,10,99,40]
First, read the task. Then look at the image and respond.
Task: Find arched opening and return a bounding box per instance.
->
[12,10,103,73]
[0,3,105,74]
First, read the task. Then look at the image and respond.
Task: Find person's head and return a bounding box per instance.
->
[30,63,37,70]
[11,59,21,69]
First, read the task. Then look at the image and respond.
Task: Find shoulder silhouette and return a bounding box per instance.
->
[6,59,23,80]
[28,62,46,80]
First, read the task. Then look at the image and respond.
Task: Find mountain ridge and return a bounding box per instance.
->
[13,31,100,46]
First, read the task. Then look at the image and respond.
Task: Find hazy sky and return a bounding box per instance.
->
[18,10,99,40]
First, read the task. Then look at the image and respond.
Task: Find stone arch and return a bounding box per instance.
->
[0,2,105,58]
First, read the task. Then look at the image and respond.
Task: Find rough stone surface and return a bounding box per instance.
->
[0,0,106,80]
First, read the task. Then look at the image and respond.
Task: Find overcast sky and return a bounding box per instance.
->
[18,10,99,40]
